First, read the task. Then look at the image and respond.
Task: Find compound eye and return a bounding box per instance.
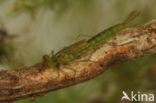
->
[43,55,50,61]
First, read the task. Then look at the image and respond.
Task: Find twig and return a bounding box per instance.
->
[0,20,156,103]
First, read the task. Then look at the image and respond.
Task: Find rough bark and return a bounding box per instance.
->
[0,20,156,103]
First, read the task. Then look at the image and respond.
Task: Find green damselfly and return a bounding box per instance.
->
[42,10,140,70]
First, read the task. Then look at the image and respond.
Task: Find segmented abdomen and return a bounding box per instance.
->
[88,23,124,48]
[72,23,125,58]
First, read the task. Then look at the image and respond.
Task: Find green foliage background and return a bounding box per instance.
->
[0,0,155,103]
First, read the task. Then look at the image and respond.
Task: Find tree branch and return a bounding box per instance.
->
[0,20,156,103]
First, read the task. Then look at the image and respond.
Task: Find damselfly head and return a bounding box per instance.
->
[42,55,50,61]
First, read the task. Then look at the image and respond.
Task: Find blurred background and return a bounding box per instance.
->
[0,0,155,103]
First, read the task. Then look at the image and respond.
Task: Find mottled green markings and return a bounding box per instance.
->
[73,10,140,57]
[88,10,140,47]
[88,24,123,47]
[42,10,140,68]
